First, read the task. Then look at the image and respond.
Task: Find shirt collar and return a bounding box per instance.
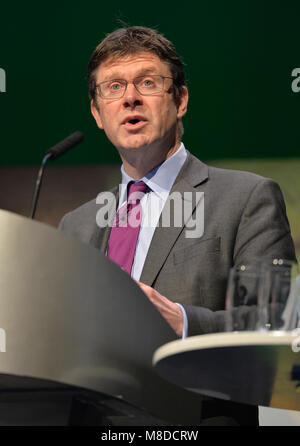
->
[119,143,187,205]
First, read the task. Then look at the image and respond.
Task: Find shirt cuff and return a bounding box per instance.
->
[175,303,188,339]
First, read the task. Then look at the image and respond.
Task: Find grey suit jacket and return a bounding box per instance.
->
[59,151,296,336]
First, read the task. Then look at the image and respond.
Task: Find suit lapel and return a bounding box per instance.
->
[89,186,119,253]
[140,152,209,286]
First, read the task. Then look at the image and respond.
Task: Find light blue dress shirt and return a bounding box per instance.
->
[118,143,188,338]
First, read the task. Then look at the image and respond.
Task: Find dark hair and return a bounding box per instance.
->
[87,26,186,106]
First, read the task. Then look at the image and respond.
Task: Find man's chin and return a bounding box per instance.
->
[118,138,150,152]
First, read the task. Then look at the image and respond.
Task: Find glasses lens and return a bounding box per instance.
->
[99,79,126,99]
[134,75,163,95]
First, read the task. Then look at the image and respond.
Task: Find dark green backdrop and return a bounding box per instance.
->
[0,0,299,165]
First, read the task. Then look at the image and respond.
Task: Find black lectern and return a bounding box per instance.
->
[0,210,203,425]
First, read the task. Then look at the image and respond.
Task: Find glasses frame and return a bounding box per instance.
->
[95,75,174,99]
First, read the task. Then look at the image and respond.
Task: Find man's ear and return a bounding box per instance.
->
[177,86,189,119]
[91,99,103,129]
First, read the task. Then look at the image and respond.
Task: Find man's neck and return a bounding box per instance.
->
[120,141,181,179]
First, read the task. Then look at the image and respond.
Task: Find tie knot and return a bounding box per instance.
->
[127,181,149,203]
[128,181,149,194]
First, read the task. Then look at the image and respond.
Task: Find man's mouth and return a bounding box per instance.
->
[122,116,147,128]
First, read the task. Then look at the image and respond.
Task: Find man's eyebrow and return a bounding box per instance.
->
[134,67,159,76]
[101,66,159,82]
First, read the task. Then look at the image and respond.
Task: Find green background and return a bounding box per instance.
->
[0,0,300,164]
[1,1,299,260]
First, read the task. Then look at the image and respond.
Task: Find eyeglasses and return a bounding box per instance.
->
[95,75,174,99]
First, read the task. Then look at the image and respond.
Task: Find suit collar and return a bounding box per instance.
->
[174,149,209,188]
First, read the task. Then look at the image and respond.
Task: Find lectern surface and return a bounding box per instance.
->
[153,331,300,411]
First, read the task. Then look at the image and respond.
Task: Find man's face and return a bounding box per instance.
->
[91,52,188,153]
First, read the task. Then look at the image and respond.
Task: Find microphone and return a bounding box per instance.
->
[45,131,84,160]
[29,131,84,219]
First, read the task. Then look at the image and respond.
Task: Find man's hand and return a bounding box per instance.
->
[136,281,183,337]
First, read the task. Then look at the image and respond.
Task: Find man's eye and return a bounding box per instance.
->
[110,83,122,90]
[142,79,154,87]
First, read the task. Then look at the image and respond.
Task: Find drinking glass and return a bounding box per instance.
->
[259,259,300,331]
[225,264,263,331]
[225,259,300,332]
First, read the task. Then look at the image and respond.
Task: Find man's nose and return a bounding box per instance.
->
[122,82,143,108]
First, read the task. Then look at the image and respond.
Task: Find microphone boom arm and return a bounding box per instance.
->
[29,131,84,219]
[29,153,52,219]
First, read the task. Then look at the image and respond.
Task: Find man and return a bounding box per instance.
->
[59,26,296,425]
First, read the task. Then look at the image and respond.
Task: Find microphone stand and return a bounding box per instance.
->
[29,131,84,219]
[29,153,52,219]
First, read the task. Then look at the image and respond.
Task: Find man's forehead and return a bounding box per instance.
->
[95,52,171,80]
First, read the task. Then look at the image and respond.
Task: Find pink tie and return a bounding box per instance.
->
[107,181,149,274]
